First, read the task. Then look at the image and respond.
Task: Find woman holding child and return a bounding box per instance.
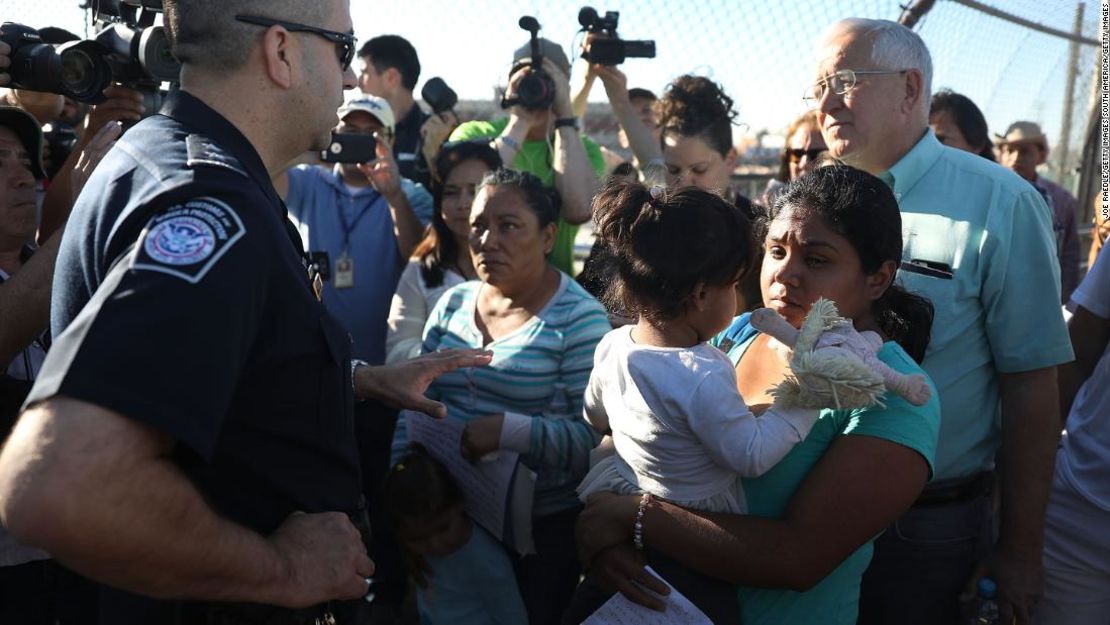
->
[570,165,941,624]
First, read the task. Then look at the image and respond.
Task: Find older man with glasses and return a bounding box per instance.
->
[0,2,488,624]
[805,18,1072,625]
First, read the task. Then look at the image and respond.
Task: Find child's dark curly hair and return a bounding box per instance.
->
[592,180,754,323]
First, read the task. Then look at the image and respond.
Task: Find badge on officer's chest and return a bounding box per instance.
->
[335,255,355,289]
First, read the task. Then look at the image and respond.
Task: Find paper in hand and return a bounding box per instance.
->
[582,566,713,625]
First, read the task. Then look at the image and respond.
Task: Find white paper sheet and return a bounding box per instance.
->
[581,566,713,625]
[403,410,527,548]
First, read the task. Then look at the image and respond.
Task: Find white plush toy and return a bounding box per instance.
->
[750,298,932,410]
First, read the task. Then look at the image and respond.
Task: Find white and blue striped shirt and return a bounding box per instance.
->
[392,275,610,516]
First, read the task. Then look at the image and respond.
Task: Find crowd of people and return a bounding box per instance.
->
[0,2,1107,625]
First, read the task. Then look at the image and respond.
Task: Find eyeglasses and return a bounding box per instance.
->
[802,69,907,108]
[787,148,825,164]
[235,14,357,71]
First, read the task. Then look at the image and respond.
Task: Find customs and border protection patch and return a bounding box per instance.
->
[133,197,246,283]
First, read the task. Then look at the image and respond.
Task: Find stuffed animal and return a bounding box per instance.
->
[750,298,932,409]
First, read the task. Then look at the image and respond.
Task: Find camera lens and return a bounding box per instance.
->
[60,49,97,94]
[138,26,180,83]
[58,41,113,101]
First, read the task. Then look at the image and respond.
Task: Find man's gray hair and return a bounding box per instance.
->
[826,18,933,101]
[163,0,330,72]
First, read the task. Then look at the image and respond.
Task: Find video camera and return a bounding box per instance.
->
[0,0,178,114]
[500,16,556,112]
[578,6,655,66]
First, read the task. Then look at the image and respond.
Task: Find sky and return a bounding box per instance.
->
[5,0,1099,161]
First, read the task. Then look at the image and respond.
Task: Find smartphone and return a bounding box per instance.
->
[320,132,377,164]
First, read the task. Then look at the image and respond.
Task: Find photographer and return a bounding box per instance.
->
[0,104,119,624]
[449,37,603,276]
[357,35,436,188]
[570,38,661,178]
[277,94,432,367]
[37,84,145,243]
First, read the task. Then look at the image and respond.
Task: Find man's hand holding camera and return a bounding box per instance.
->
[85,85,145,135]
[505,65,553,132]
[358,132,403,202]
[419,110,458,182]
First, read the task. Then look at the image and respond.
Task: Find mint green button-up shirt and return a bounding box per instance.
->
[880,129,1073,480]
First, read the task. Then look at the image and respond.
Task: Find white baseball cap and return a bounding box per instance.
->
[337,94,395,136]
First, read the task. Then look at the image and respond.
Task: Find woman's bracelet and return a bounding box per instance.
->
[633,492,652,551]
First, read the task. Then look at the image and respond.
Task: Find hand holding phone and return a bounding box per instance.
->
[321,132,377,164]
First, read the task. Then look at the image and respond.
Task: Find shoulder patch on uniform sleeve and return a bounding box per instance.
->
[132,197,246,283]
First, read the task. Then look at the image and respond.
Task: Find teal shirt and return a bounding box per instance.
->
[712,322,940,625]
[880,130,1073,480]
[449,118,606,276]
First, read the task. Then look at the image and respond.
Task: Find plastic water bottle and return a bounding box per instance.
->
[971,577,999,624]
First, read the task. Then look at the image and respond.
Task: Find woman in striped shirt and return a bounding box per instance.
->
[392,168,610,625]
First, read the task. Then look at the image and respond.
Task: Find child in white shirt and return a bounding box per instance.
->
[577,182,820,514]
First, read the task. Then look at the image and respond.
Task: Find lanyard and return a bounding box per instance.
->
[336,190,378,255]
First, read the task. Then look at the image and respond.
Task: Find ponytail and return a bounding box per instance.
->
[592,179,752,323]
[874,283,934,363]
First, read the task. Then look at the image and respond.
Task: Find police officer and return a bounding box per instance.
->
[0,1,487,623]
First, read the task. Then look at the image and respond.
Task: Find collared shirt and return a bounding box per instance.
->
[36,87,365,621]
[879,129,1073,480]
[40,86,364,532]
[1034,174,1080,302]
[286,165,433,364]
[393,102,430,188]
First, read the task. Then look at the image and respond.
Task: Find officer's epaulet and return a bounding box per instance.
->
[186,134,249,178]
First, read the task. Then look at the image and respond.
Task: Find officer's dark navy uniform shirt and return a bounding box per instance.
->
[29,89,363,538]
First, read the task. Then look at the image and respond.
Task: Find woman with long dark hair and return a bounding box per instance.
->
[385,141,501,364]
[572,166,940,625]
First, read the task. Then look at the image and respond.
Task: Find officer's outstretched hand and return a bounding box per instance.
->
[355,349,494,418]
[268,511,374,607]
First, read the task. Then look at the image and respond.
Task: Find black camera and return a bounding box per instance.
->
[421,77,458,115]
[500,16,556,112]
[0,0,178,115]
[89,0,179,114]
[578,6,655,66]
[0,23,114,102]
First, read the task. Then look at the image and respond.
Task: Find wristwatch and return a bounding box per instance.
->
[350,359,369,397]
[554,117,580,130]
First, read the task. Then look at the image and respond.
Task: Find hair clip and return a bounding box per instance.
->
[648,185,665,201]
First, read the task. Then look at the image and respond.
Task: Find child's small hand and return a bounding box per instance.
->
[461,415,504,461]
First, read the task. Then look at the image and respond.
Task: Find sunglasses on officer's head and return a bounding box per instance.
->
[235,14,357,72]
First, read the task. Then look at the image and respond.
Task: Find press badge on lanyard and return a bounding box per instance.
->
[335,196,374,290]
[335,252,355,289]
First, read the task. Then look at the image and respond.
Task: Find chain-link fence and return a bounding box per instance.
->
[4,0,1101,207]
